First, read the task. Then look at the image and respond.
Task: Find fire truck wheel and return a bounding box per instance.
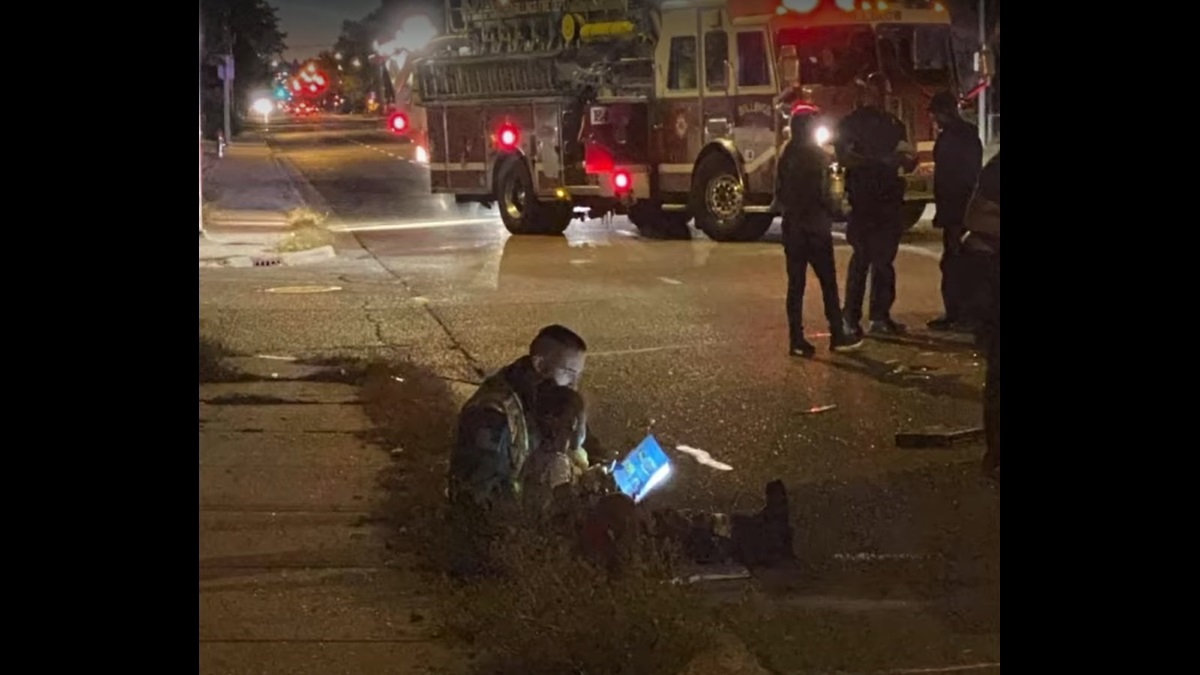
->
[690,153,761,242]
[496,157,570,235]
[627,202,691,240]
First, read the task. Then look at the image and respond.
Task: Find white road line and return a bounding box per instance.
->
[658,276,683,285]
[589,344,695,357]
[328,217,497,233]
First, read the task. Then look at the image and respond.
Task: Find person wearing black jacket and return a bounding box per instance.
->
[926,91,984,332]
[835,74,917,338]
[963,152,1000,479]
[776,104,864,357]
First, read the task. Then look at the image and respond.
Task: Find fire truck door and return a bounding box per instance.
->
[730,26,778,196]
[699,10,733,147]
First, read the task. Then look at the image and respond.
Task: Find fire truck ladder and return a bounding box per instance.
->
[415,52,567,101]
[444,0,650,53]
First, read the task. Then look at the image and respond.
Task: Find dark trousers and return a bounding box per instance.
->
[782,221,842,345]
[843,207,903,324]
[939,225,989,323]
[981,252,1000,470]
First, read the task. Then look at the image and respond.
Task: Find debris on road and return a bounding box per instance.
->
[894,427,985,449]
[676,444,734,471]
[803,404,838,415]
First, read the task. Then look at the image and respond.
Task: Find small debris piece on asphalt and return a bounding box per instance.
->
[802,404,837,415]
[895,427,985,449]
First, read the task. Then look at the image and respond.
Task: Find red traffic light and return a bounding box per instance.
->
[613,170,631,193]
[389,112,408,133]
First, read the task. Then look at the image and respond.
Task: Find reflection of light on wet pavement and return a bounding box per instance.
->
[329,217,497,233]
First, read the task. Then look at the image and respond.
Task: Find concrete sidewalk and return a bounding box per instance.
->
[200,137,335,268]
[199,358,469,674]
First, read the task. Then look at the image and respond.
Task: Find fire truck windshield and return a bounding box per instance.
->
[778,26,878,87]
[877,24,952,86]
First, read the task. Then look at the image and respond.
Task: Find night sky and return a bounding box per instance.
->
[272,0,993,62]
[274,0,381,60]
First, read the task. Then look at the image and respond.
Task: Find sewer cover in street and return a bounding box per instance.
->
[262,285,343,294]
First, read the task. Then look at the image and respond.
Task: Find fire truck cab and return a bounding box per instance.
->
[416,0,955,241]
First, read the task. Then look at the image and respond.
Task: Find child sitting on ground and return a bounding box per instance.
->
[521,381,590,514]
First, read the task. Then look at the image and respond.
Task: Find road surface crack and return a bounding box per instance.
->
[350,249,484,378]
[363,300,388,347]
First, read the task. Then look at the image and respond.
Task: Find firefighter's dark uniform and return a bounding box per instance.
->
[835,103,913,335]
[927,93,984,330]
[447,356,541,575]
[776,110,861,356]
[964,152,1000,475]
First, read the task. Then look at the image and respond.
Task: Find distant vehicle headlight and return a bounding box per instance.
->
[814,125,832,146]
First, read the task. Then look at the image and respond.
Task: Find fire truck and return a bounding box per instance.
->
[379,48,431,164]
[412,0,956,241]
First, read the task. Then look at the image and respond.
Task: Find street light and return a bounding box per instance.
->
[252,97,273,125]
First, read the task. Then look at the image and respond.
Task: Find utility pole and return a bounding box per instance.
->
[220,54,234,144]
[977,0,989,148]
[199,2,205,236]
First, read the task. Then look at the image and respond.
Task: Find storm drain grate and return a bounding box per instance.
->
[252,257,283,267]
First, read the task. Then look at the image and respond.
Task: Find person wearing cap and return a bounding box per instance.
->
[775,103,864,357]
[834,73,917,339]
[926,91,984,333]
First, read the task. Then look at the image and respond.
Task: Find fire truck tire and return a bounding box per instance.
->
[627,202,691,240]
[690,153,763,242]
[496,157,570,236]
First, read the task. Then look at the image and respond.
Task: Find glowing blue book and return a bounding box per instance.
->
[611,434,673,503]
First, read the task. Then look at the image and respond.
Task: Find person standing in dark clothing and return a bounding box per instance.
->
[963,152,1000,479]
[835,73,917,338]
[776,103,864,357]
[926,91,984,332]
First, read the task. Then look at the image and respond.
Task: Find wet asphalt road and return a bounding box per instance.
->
[201,116,998,631]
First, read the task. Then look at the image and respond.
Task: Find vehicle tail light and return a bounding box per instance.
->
[389,112,408,133]
[497,123,520,150]
[613,170,631,193]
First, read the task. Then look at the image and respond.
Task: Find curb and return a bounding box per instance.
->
[199,245,336,269]
[270,149,370,258]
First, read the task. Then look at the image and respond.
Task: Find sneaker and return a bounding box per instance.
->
[790,339,817,358]
[869,318,907,335]
[926,315,957,331]
[830,331,864,352]
[843,318,864,341]
[949,319,980,335]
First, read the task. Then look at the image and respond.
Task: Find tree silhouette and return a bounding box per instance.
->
[201,0,287,138]
[330,0,444,113]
